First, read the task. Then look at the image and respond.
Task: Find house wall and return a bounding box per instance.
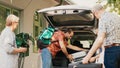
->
[0,0,58,68]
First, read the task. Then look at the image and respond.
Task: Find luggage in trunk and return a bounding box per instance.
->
[68,61,102,68]
[69,51,102,68]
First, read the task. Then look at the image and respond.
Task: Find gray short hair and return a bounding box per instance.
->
[6,14,19,26]
[91,4,104,13]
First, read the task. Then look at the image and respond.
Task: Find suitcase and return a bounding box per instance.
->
[68,61,102,68]
[69,51,102,68]
[71,51,87,62]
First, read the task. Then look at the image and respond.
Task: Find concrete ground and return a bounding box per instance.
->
[23,42,42,68]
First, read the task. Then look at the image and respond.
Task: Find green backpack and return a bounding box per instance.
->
[37,26,55,49]
[16,33,34,57]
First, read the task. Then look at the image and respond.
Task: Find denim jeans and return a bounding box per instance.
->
[41,48,53,68]
[104,46,120,68]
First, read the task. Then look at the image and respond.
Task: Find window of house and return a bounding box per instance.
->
[0,5,20,34]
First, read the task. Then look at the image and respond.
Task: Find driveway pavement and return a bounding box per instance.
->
[23,42,42,68]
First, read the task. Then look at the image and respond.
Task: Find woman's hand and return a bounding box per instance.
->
[19,47,27,53]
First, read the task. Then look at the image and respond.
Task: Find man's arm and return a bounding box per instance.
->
[67,44,86,51]
[82,32,106,64]
[59,40,73,61]
[67,39,86,51]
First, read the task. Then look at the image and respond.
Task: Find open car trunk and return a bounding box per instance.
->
[38,5,98,68]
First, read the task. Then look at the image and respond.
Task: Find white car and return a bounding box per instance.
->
[38,5,98,68]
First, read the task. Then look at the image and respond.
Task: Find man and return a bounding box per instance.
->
[82,4,120,68]
[41,28,86,68]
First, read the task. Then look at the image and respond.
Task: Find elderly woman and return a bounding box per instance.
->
[0,14,27,68]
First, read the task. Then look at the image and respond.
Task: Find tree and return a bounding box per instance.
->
[98,0,120,14]
[107,0,120,14]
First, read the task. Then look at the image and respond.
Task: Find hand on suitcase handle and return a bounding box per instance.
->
[67,54,73,62]
[89,56,96,63]
[82,56,90,64]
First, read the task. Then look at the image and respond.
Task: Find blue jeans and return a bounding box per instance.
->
[41,48,53,68]
[104,46,120,68]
